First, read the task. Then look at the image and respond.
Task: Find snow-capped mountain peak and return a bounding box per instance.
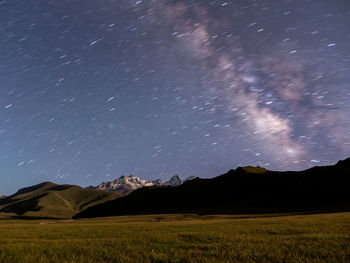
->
[96,175,161,195]
[94,174,186,195]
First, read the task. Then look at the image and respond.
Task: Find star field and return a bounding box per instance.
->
[1,0,350,194]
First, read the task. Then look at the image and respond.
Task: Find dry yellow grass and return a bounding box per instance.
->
[0,212,349,262]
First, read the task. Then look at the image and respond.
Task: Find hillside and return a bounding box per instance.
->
[0,182,122,219]
[74,158,350,218]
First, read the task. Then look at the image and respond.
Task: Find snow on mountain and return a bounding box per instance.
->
[94,175,185,194]
[95,175,162,195]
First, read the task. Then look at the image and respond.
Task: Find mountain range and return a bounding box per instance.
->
[74,158,350,218]
[1,158,350,219]
[0,174,188,219]
[90,174,187,194]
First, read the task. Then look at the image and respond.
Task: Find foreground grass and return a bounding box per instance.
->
[0,212,349,263]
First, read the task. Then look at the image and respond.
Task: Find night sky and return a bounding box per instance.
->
[1,0,350,195]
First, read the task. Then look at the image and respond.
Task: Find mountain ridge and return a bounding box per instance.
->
[1,158,350,220]
[91,174,186,194]
[74,157,350,218]
[0,182,121,219]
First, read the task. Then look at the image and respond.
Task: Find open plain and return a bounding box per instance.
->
[0,212,349,263]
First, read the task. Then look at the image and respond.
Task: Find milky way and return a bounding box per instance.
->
[0,0,350,194]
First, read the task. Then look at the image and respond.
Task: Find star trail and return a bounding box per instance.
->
[1,0,350,194]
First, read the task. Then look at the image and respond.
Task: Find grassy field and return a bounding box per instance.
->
[0,212,349,263]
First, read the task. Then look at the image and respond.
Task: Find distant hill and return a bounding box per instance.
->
[74,158,350,219]
[0,182,121,219]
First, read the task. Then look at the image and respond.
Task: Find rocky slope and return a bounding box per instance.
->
[164,175,182,186]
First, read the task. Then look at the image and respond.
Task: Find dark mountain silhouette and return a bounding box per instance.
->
[74,158,350,219]
[184,176,198,181]
[0,182,121,219]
